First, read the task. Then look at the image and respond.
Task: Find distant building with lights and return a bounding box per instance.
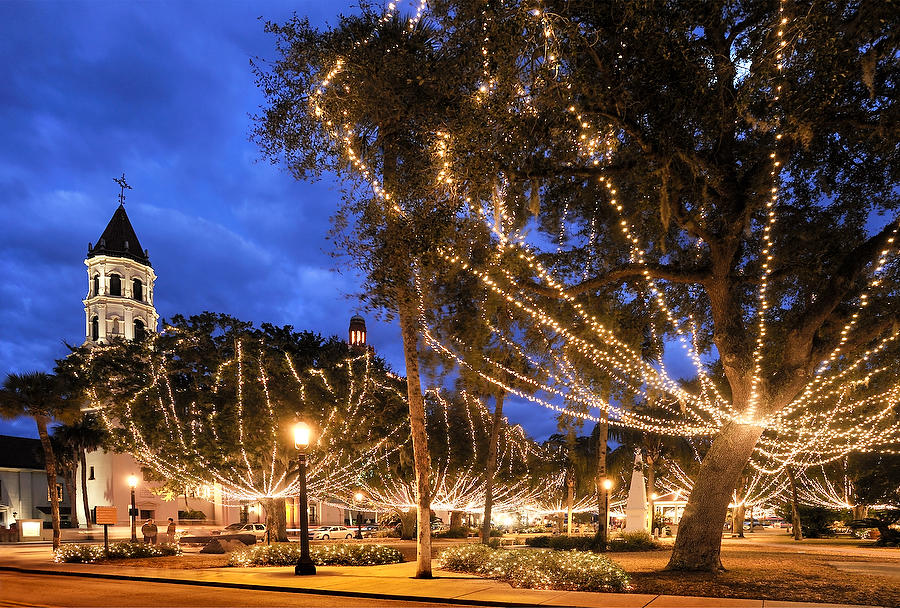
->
[0,435,72,533]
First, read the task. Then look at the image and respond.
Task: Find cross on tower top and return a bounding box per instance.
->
[113,172,132,205]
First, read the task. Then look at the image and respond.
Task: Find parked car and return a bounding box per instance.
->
[309,525,354,540]
[213,522,267,541]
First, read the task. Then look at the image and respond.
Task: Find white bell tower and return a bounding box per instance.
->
[83,174,158,344]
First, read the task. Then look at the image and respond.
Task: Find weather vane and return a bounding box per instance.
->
[113,172,132,205]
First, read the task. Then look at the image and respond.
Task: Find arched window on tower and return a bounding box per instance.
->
[134,319,145,341]
[110,317,120,336]
[91,316,99,341]
[132,278,143,302]
[109,274,121,296]
[92,275,99,297]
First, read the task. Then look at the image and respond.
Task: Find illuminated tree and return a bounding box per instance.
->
[65,313,409,540]
[254,10,470,576]
[422,0,897,571]
[255,0,898,572]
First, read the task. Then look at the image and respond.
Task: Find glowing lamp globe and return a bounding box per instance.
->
[602,479,613,491]
[127,474,138,488]
[293,422,312,450]
[354,492,364,502]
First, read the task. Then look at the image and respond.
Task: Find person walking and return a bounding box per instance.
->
[166,517,176,543]
[141,519,158,544]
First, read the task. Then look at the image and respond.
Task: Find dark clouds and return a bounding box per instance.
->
[0,0,566,442]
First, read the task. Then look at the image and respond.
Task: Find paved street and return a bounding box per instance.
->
[0,572,466,607]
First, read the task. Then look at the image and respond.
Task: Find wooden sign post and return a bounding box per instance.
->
[95,506,118,556]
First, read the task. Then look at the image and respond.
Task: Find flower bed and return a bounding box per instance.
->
[54,542,181,563]
[437,544,630,592]
[229,542,403,567]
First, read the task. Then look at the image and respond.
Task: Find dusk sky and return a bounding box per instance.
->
[0,0,572,441]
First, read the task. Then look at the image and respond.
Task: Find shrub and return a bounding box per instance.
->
[229,543,403,567]
[608,530,663,552]
[178,509,206,520]
[437,544,629,592]
[54,542,181,563]
[525,535,596,551]
[434,527,469,538]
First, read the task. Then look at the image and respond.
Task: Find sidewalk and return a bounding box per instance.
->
[0,545,884,608]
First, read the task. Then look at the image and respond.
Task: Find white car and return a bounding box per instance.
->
[214,523,267,541]
[309,525,354,540]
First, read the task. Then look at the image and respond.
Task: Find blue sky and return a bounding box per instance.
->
[0,0,570,441]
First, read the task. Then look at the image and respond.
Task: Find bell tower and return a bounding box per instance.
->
[83,174,158,344]
[348,315,367,348]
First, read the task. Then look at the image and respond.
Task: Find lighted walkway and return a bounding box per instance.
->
[0,545,884,608]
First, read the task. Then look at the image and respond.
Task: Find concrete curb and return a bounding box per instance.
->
[0,565,590,608]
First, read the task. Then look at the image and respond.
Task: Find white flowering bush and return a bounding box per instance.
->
[437,544,630,592]
[54,542,181,563]
[229,543,403,567]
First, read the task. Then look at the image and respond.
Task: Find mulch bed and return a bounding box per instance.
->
[615,545,900,607]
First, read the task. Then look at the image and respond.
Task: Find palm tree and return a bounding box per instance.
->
[0,372,80,549]
[50,433,79,529]
[58,414,106,529]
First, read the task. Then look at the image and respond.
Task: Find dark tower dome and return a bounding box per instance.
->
[87,204,151,266]
[349,315,367,347]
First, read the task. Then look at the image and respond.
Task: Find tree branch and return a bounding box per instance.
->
[524,263,712,298]
[787,217,900,359]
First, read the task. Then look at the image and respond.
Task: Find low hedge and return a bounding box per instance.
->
[526,531,663,552]
[525,535,596,551]
[434,527,469,538]
[608,530,663,551]
[229,542,403,567]
[54,542,181,563]
[437,544,630,592]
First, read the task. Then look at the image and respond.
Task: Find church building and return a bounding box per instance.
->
[76,178,372,531]
[78,178,234,529]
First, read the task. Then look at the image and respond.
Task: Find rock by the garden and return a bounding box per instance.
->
[200,538,246,554]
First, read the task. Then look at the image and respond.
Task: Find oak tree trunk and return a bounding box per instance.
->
[449,510,463,531]
[80,450,92,529]
[787,466,803,541]
[36,415,61,549]
[261,497,276,544]
[481,392,504,544]
[273,497,288,541]
[397,509,418,540]
[667,421,763,571]
[398,296,433,578]
[732,504,746,538]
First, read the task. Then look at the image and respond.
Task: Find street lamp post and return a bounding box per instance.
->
[127,475,138,542]
[600,478,613,548]
[354,492,364,540]
[293,422,316,576]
